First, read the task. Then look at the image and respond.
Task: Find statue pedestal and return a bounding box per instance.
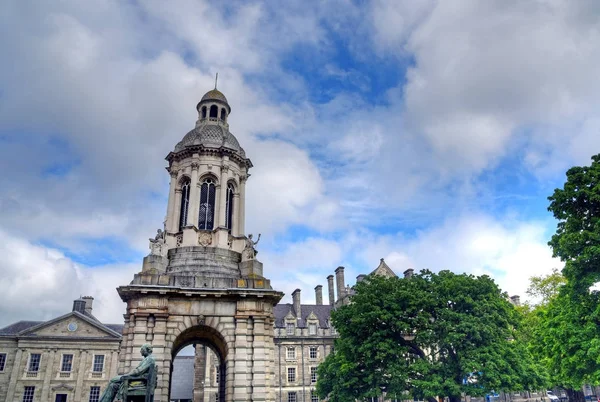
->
[142,255,168,274]
[240,260,263,278]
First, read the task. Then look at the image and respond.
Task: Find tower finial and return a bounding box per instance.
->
[214,72,218,90]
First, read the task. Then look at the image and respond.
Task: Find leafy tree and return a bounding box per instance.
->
[526,268,566,306]
[317,271,546,402]
[548,154,600,293]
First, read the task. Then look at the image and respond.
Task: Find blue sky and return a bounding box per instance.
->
[1,0,600,326]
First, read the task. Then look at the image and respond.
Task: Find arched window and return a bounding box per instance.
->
[199,178,216,230]
[201,106,207,119]
[220,108,227,121]
[179,179,191,231]
[209,105,218,118]
[225,183,235,232]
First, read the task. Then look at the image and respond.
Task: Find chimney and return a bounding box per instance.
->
[356,274,367,283]
[315,285,323,305]
[81,296,94,315]
[510,295,521,306]
[327,275,335,306]
[403,268,414,279]
[292,289,301,319]
[335,266,346,300]
[72,298,86,314]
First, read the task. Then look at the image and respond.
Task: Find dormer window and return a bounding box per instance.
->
[308,323,317,335]
[286,323,295,335]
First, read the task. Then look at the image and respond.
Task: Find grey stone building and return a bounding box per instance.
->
[0,297,122,402]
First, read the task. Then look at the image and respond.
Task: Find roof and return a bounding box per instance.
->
[274,304,333,328]
[0,321,42,335]
[201,88,228,104]
[173,123,246,159]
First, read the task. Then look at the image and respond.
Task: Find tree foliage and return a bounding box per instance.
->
[317,271,546,402]
[548,154,600,292]
[526,268,566,306]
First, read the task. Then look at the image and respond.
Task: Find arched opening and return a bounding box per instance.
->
[198,177,216,230]
[202,106,207,119]
[209,105,218,118]
[170,325,228,402]
[220,108,227,121]
[179,178,191,231]
[225,183,235,233]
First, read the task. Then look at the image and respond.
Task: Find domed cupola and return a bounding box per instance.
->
[196,87,231,124]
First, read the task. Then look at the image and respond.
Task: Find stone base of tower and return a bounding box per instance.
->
[117,283,282,402]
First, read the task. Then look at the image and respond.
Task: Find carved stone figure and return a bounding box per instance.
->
[243,233,261,260]
[99,344,156,402]
[149,229,167,256]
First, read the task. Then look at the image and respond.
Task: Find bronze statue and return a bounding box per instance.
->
[99,344,156,402]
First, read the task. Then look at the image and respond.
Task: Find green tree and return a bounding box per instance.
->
[548,154,600,293]
[526,268,566,306]
[317,271,545,402]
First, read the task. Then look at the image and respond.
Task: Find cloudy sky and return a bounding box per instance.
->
[1,0,599,327]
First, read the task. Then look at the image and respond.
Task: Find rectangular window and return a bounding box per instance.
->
[288,392,297,402]
[92,355,104,372]
[311,392,319,402]
[311,366,318,383]
[61,354,73,372]
[330,326,337,335]
[309,347,318,359]
[287,367,296,383]
[286,323,294,335]
[0,353,6,371]
[89,386,100,402]
[28,353,41,372]
[22,386,35,402]
[309,323,317,335]
[286,347,295,359]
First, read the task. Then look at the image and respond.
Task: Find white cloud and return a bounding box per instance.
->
[0,229,138,328]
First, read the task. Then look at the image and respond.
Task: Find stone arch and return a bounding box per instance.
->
[167,316,234,402]
[199,172,219,185]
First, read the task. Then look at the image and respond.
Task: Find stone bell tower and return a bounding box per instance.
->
[117,86,283,402]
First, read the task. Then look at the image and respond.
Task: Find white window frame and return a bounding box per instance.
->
[286,347,296,359]
[286,323,294,335]
[92,354,105,373]
[311,391,319,402]
[27,353,41,372]
[89,386,101,402]
[22,386,35,402]
[309,346,318,360]
[308,323,317,335]
[288,391,297,402]
[60,353,74,372]
[311,366,317,383]
[287,367,296,383]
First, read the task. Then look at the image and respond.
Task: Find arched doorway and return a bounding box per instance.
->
[171,324,228,402]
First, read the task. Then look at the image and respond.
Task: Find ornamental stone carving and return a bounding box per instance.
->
[198,232,212,247]
[149,229,167,257]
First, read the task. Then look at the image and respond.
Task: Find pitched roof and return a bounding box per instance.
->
[0,321,43,335]
[274,304,333,328]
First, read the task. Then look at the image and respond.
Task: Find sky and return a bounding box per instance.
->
[1,0,600,327]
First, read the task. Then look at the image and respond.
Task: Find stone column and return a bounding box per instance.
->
[335,266,345,300]
[251,317,268,401]
[6,348,24,401]
[238,176,247,235]
[194,345,207,402]
[188,162,200,227]
[110,351,119,377]
[74,350,88,401]
[173,189,182,232]
[166,169,178,232]
[40,349,56,401]
[218,166,229,227]
[233,318,249,402]
[232,193,240,236]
